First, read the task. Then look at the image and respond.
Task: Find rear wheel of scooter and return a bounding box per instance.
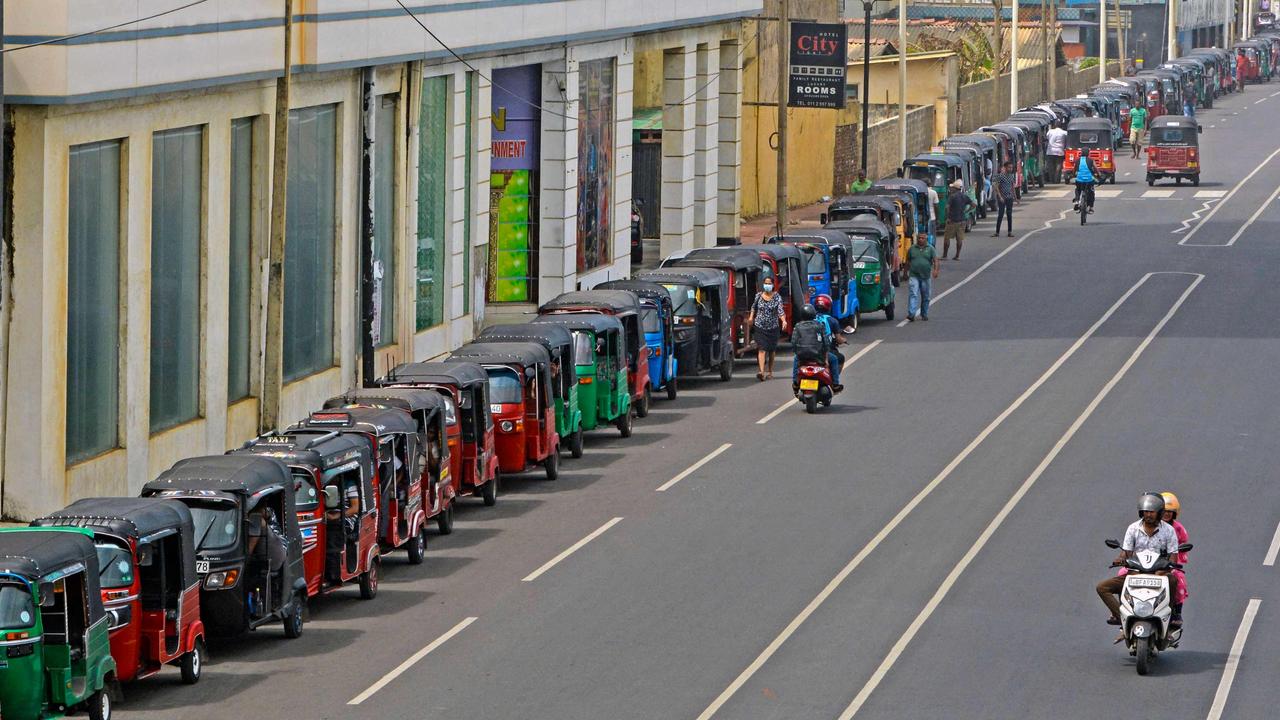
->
[1135,637,1151,676]
[804,395,817,414]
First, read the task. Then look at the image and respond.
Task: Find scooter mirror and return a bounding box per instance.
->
[1104,538,1121,549]
[1177,543,1194,553]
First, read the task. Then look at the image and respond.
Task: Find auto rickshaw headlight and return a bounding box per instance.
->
[107,605,132,629]
[500,420,515,433]
[204,569,240,590]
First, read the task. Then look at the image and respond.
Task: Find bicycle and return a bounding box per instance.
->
[1074,182,1095,225]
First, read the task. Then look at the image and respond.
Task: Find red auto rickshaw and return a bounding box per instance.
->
[539,289,656,417]
[1145,115,1202,186]
[33,498,207,684]
[380,361,500,506]
[1062,117,1116,184]
[447,342,561,481]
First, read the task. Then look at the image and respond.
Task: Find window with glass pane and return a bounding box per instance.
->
[375,95,398,346]
[576,58,615,272]
[67,140,122,462]
[284,105,338,381]
[417,76,449,331]
[463,74,474,315]
[150,126,204,431]
[228,117,254,401]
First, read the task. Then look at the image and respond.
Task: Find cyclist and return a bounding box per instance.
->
[1073,152,1098,214]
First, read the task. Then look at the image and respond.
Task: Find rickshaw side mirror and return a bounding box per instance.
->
[819,213,828,225]
[323,485,340,510]
[136,543,155,567]
[38,582,56,607]
[1197,125,1204,133]
[525,366,537,379]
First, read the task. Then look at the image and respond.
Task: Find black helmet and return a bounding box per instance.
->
[1137,492,1165,520]
[798,303,816,321]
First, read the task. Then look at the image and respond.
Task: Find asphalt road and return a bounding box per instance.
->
[120,85,1280,720]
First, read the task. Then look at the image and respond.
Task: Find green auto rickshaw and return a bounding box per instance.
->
[826,217,896,321]
[475,322,585,458]
[0,528,116,720]
[533,312,633,438]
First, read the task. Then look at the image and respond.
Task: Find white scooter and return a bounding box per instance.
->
[1104,539,1192,675]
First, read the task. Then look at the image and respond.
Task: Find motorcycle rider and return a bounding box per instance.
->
[1096,493,1182,626]
[1073,153,1098,213]
[1161,492,1189,626]
[791,303,837,391]
[813,294,846,393]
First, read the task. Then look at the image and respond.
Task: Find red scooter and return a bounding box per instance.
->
[794,360,835,413]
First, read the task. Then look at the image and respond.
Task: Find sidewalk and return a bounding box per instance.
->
[738,201,829,245]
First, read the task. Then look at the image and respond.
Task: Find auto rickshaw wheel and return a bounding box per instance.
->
[180,638,205,684]
[87,689,111,720]
[359,559,380,600]
[846,312,858,335]
[544,448,560,481]
[666,377,678,401]
[1193,175,1200,187]
[636,385,651,418]
[616,407,634,438]
[1147,176,1155,187]
[437,503,455,534]
[283,593,305,638]
[482,476,498,506]
[718,358,734,382]
[407,528,427,564]
[1176,177,1183,185]
[569,428,585,458]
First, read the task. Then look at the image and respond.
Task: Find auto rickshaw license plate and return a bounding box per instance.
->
[196,560,210,574]
[800,379,819,390]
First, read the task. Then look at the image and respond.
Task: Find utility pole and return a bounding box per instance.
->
[359,67,376,387]
[898,0,907,160]
[1099,0,1107,82]
[1011,0,1020,113]
[859,1,873,172]
[260,0,293,434]
[1169,0,1179,59]
[1049,0,1057,97]
[776,0,789,236]
[1041,0,1050,98]
[1115,0,1125,72]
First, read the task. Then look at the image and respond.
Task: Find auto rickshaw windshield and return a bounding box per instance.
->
[1150,127,1190,144]
[801,247,827,273]
[487,368,523,404]
[1069,130,1104,147]
[94,541,134,589]
[907,165,944,185]
[189,500,240,553]
[291,469,320,512]
[0,582,35,628]
[663,284,700,317]
[641,306,661,333]
[572,332,595,365]
[849,239,879,262]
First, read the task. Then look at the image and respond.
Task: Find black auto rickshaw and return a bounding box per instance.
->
[634,267,734,381]
[232,429,383,598]
[539,290,654,416]
[595,279,680,401]
[531,313,634,436]
[475,322,586,454]
[323,387,458,532]
[447,342,562,480]
[753,243,808,333]
[142,455,308,638]
[1146,115,1202,186]
[661,247,765,361]
[33,498,206,685]
[380,361,499,506]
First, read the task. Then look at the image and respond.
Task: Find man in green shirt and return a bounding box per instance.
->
[1129,105,1149,158]
[849,169,872,193]
[906,234,939,322]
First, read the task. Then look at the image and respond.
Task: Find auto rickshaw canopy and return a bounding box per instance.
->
[594,279,676,311]
[146,454,295,500]
[324,387,449,420]
[298,405,420,439]
[539,290,643,318]
[382,361,490,392]
[1066,118,1114,148]
[0,528,105,597]
[1147,116,1199,145]
[448,341,552,371]
[475,323,578,397]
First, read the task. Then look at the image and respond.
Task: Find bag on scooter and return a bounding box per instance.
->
[790,320,829,363]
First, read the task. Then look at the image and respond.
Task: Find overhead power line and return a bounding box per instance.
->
[2,0,210,54]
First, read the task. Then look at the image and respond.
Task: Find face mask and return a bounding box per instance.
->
[763,283,774,292]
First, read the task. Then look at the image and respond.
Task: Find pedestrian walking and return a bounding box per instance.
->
[1128,104,1148,158]
[991,161,1017,238]
[1046,123,1067,184]
[905,234,939,322]
[747,278,786,381]
[942,180,974,260]
[849,168,872,194]
[1182,80,1196,118]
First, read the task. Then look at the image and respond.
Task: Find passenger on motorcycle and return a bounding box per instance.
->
[1073,154,1097,213]
[813,294,847,393]
[791,303,837,390]
[1096,493,1182,626]
[1161,492,1189,623]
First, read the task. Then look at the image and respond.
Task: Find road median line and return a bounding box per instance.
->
[1179,145,1280,244]
[521,517,623,582]
[1264,520,1280,566]
[348,616,478,705]
[657,444,732,492]
[1206,598,1262,720]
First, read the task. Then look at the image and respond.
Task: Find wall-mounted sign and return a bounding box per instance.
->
[788,21,848,109]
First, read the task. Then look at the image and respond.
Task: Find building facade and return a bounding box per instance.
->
[0,0,757,518]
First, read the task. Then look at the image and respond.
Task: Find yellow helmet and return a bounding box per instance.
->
[1160,492,1181,519]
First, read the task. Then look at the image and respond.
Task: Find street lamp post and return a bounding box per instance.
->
[861,0,875,172]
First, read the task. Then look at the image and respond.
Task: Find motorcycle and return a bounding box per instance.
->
[1104,538,1193,675]
[794,360,834,413]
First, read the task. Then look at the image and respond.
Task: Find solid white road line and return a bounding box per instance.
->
[1256,98,1268,104]
[657,444,732,492]
[1142,189,1176,198]
[695,272,1168,720]
[521,517,622,582]
[1212,183,1280,247]
[1206,598,1263,720]
[1264,520,1280,566]
[1194,190,1228,198]
[755,340,883,424]
[893,210,1071,328]
[348,617,478,705]
[837,273,1204,719]
[1180,145,1280,244]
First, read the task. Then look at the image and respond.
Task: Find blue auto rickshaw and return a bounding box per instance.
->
[766,229,859,332]
[596,279,679,400]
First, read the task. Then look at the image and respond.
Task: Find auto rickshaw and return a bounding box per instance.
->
[634,267,734,382]
[1062,117,1116,184]
[143,455,309,636]
[825,216,896,321]
[856,186,917,262]
[767,229,859,330]
[822,195,905,243]
[983,124,1031,193]
[1003,116,1049,187]
[1145,115,1201,186]
[595,280,679,401]
[902,154,954,225]
[0,528,116,720]
[942,136,998,211]
[447,342,562,479]
[660,247,766,362]
[33,498,205,685]
[380,361,500,506]
[532,313,634,436]
[1172,56,1214,107]
[322,387,458,532]
[294,407,427,566]
[752,243,808,333]
[231,430,383,598]
[476,322,587,453]
[540,290,654,416]
[935,143,987,210]
[872,177,935,247]
[1139,69,1183,114]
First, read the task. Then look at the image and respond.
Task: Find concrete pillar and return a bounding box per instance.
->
[694,41,720,249]
[716,40,743,243]
[538,57,579,303]
[661,45,697,259]
[612,47,635,276]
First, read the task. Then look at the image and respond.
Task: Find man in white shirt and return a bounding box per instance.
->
[1096,493,1182,625]
[1045,123,1068,184]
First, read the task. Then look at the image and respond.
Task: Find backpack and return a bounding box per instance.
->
[790,320,829,363]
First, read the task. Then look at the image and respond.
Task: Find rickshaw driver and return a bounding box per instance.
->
[1073,154,1098,213]
[324,477,360,582]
